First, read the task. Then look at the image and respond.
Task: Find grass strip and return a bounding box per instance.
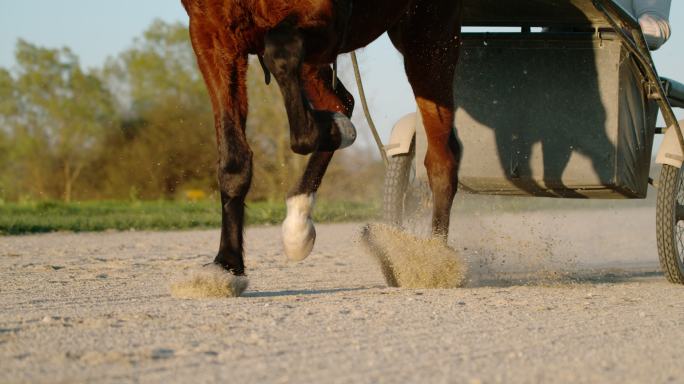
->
[0,200,379,235]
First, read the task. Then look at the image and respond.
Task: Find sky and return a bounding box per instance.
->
[1,0,682,148]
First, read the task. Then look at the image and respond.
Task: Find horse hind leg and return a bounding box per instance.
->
[282,64,355,261]
[389,1,463,240]
[262,23,356,155]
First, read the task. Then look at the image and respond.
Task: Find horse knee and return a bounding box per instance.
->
[424,145,459,197]
[290,111,357,154]
[290,132,319,155]
[217,148,253,198]
[263,24,304,77]
[425,145,458,175]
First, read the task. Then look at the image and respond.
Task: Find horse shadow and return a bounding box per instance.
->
[452,3,650,198]
[242,286,373,298]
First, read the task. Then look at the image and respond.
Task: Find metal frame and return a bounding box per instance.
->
[592,0,684,153]
[381,0,681,177]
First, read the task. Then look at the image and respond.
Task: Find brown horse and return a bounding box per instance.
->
[181,0,463,277]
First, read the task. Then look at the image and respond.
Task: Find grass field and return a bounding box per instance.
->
[0,190,656,236]
[0,200,379,235]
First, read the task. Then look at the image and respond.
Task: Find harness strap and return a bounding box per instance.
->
[332,60,338,90]
[332,0,353,90]
[337,0,353,53]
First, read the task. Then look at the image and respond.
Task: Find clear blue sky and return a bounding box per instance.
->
[1,0,682,146]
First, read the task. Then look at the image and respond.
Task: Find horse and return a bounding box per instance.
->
[181,0,463,278]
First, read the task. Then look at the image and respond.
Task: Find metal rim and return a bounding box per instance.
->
[674,166,684,265]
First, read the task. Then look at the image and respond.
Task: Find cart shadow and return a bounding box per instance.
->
[452,2,654,198]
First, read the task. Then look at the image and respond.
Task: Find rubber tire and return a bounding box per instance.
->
[383,142,415,226]
[656,164,684,284]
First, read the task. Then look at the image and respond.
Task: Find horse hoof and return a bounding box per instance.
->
[282,194,317,262]
[332,112,357,149]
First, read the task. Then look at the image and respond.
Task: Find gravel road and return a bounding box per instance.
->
[2,206,684,383]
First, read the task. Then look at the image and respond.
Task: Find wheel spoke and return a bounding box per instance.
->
[677,204,684,223]
[678,169,684,263]
[656,165,684,283]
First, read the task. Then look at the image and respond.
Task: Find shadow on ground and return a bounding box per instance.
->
[243,286,375,298]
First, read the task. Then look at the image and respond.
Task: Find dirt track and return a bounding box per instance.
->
[2,206,684,383]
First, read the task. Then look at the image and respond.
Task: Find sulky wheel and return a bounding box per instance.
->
[656,164,684,284]
[383,138,418,226]
[383,140,416,226]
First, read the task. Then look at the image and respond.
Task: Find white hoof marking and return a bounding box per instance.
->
[282,193,316,262]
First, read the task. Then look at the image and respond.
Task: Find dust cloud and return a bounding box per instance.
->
[171,264,249,298]
[362,223,468,288]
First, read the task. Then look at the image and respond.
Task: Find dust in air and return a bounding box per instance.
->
[362,223,468,288]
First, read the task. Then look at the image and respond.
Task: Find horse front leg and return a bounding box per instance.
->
[212,63,253,276]
[215,113,252,276]
[262,23,357,155]
[282,64,355,261]
[188,21,252,276]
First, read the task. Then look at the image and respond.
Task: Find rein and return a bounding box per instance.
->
[334,1,388,166]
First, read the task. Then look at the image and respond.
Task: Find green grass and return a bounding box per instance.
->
[0,192,655,236]
[0,200,379,235]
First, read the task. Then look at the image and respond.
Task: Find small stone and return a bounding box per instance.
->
[151,348,175,359]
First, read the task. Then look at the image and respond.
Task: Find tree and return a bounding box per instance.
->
[0,69,16,200]
[101,20,307,201]
[101,20,384,202]
[0,20,383,203]
[101,20,216,199]
[0,41,116,201]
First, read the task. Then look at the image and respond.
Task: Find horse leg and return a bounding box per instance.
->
[281,64,355,261]
[262,23,356,155]
[187,22,251,275]
[388,1,463,240]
